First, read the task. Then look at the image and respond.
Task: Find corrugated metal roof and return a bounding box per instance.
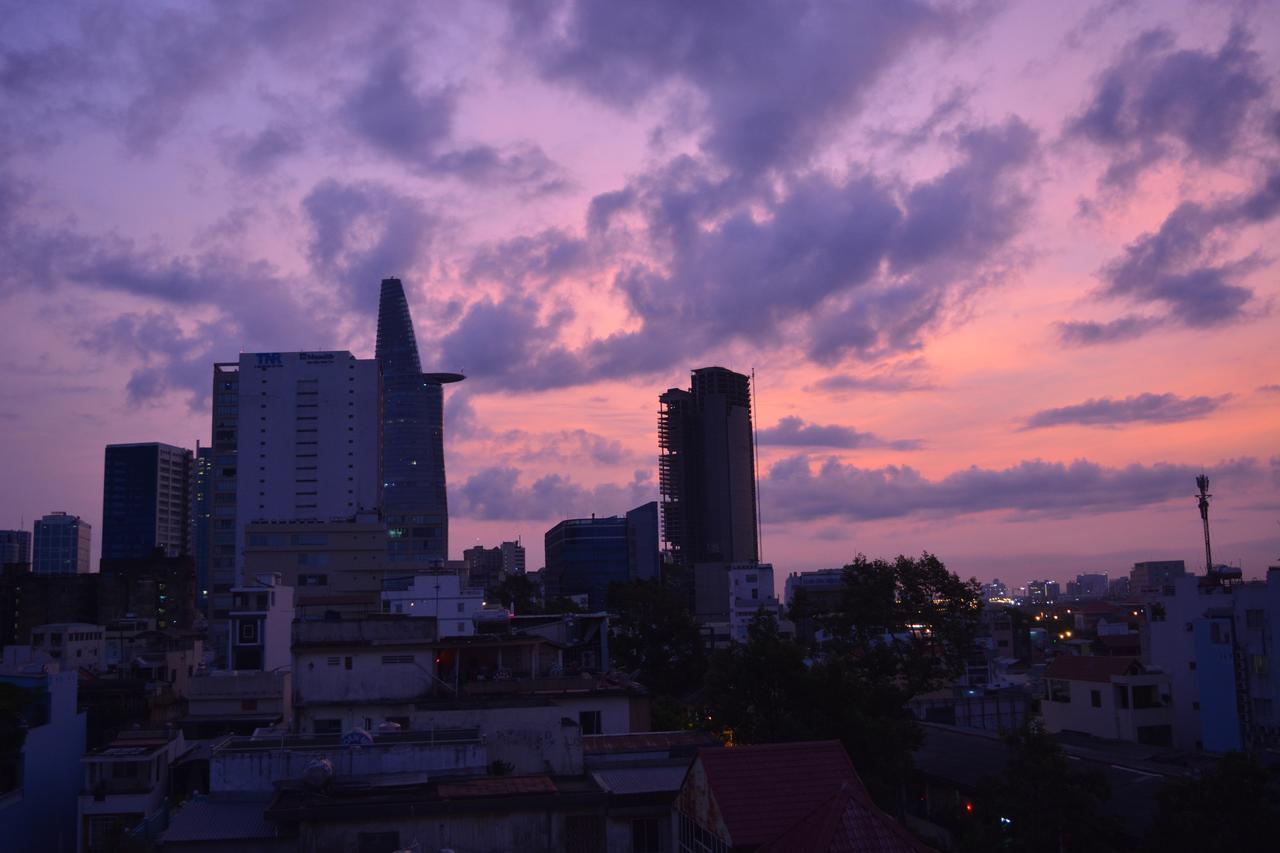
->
[592,764,688,795]
[436,775,557,798]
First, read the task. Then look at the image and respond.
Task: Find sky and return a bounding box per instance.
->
[1,0,1278,592]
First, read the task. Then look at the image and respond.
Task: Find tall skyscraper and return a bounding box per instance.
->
[192,443,213,610]
[32,512,91,574]
[208,361,240,650]
[0,530,31,566]
[376,278,464,564]
[500,540,526,576]
[659,367,759,569]
[101,442,193,561]
[233,351,381,567]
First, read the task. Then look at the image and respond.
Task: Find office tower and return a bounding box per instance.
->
[32,512,92,574]
[1130,560,1186,596]
[192,444,213,609]
[377,278,464,564]
[101,442,194,561]
[233,351,381,565]
[659,367,759,569]
[543,502,660,609]
[500,540,526,576]
[463,545,505,594]
[208,361,241,658]
[0,529,31,566]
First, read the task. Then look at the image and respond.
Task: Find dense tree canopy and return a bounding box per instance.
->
[1144,752,1280,853]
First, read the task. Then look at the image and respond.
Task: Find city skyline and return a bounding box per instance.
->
[2,2,1278,588]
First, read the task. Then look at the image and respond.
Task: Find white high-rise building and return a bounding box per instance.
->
[233,352,382,577]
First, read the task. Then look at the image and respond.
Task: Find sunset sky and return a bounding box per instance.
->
[1,0,1277,590]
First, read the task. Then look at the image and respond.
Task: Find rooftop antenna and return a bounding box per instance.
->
[1196,473,1213,575]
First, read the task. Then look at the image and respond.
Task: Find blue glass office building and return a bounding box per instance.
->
[376,278,463,563]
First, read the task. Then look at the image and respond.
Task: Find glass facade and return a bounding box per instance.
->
[32,512,91,574]
[376,278,459,563]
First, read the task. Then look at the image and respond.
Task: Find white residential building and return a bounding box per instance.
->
[228,573,294,671]
[728,563,780,643]
[1042,656,1174,745]
[381,572,487,636]
[234,351,381,581]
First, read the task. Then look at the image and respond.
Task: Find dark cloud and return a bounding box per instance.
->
[339,46,457,165]
[302,179,439,313]
[1,0,360,154]
[1056,315,1163,346]
[219,123,305,176]
[465,229,590,292]
[758,416,922,450]
[764,454,1262,523]
[77,311,228,409]
[513,0,975,174]
[1022,392,1229,430]
[1068,26,1270,188]
[1062,168,1280,339]
[1101,173,1279,327]
[454,466,654,521]
[1258,384,1280,394]
[444,117,1036,390]
[339,43,566,190]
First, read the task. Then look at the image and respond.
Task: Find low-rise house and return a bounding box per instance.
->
[78,728,191,852]
[291,615,647,737]
[1042,655,1173,745]
[31,622,106,672]
[381,571,487,637]
[182,670,292,738]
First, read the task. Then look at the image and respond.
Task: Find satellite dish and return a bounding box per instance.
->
[342,728,374,747]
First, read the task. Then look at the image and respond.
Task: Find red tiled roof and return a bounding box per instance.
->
[436,775,556,798]
[1045,655,1140,683]
[763,783,933,853]
[693,741,865,847]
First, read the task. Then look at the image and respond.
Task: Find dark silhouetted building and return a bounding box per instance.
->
[102,442,193,561]
[209,361,240,653]
[1130,560,1186,596]
[32,511,91,574]
[192,443,212,610]
[0,529,30,566]
[501,539,526,576]
[377,277,464,564]
[463,545,505,594]
[659,367,758,571]
[543,502,659,609]
[99,551,198,633]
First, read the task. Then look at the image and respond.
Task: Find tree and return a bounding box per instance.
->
[491,573,541,615]
[703,612,812,744]
[607,580,705,700]
[1144,752,1280,853]
[823,553,983,697]
[961,721,1120,853]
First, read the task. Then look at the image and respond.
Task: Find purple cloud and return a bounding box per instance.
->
[758,416,922,450]
[1056,314,1163,346]
[1022,393,1229,430]
[454,466,654,521]
[765,455,1262,523]
[514,0,976,174]
[1069,27,1270,188]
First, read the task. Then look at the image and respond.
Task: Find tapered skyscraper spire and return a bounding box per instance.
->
[376,278,463,564]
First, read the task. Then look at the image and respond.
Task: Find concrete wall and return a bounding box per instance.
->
[0,669,86,853]
[297,810,594,853]
[211,741,489,792]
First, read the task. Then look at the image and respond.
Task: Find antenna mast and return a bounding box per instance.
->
[1196,474,1213,575]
